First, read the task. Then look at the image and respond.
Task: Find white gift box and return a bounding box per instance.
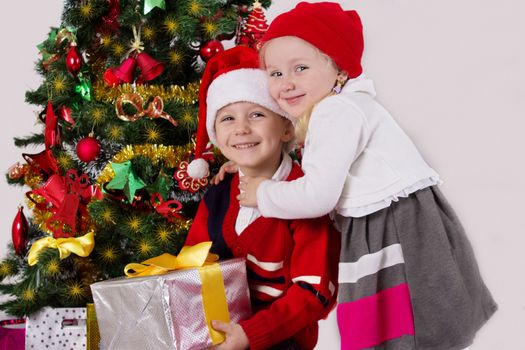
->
[25,307,87,350]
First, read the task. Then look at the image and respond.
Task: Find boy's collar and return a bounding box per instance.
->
[238,151,292,182]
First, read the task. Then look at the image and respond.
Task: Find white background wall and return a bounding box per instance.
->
[1,1,523,349]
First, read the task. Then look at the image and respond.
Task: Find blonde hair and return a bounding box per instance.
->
[259,38,343,144]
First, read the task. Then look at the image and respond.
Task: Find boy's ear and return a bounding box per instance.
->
[281,119,295,142]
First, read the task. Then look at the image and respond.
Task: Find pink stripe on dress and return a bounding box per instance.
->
[337,283,415,350]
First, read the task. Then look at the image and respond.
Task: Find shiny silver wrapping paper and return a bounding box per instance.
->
[91,274,173,350]
[90,257,251,350]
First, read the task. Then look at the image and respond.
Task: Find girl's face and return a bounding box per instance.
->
[263,36,339,119]
[214,102,294,178]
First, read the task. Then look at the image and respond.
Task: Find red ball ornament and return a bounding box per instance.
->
[199,40,224,62]
[12,206,28,256]
[66,44,82,76]
[76,134,101,162]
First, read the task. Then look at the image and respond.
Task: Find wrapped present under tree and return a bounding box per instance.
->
[91,242,251,349]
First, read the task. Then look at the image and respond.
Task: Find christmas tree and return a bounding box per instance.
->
[237,0,269,49]
[0,0,271,318]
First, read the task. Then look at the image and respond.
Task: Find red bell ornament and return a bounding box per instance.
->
[136,52,165,81]
[76,134,101,163]
[65,43,82,76]
[199,40,224,62]
[12,206,29,256]
[113,57,137,84]
[22,149,60,178]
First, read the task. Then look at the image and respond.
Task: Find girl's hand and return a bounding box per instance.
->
[211,161,239,185]
[207,320,249,350]
[238,176,267,207]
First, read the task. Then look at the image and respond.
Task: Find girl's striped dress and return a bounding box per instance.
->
[335,186,497,350]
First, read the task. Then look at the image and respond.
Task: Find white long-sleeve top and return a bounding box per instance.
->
[256,75,440,219]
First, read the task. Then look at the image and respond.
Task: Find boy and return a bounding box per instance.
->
[185,46,340,350]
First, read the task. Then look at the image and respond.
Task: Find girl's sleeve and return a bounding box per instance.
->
[238,216,340,350]
[184,199,211,246]
[257,98,369,219]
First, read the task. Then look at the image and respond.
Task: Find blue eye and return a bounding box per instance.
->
[295,65,308,72]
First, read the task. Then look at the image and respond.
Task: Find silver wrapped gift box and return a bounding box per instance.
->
[91,257,251,350]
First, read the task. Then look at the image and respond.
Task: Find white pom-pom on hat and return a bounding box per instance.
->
[187,158,210,179]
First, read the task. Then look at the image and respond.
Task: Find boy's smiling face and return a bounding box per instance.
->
[214,102,294,178]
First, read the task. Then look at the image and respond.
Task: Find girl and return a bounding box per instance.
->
[237,2,497,350]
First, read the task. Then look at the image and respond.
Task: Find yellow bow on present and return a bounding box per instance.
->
[124,241,219,277]
[28,231,95,266]
[124,241,229,345]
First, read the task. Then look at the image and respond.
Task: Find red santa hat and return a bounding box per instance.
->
[187,46,288,179]
[260,2,364,78]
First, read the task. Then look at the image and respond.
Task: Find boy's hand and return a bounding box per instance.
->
[238,176,267,207]
[207,320,249,350]
[211,161,238,185]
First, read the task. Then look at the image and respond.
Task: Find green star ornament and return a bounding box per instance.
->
[106,161,146,202]
[146,172,174,200]
[144,0,166,14]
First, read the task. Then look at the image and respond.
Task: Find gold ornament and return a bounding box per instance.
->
[21,287,36,302]
[100,245,119,263]
[203,22,218,37]
[0,262,13,277]
[126,215,142,232]
[163,17,179,36]
[44,259,61,276]
[137,239,154,256]
[65,280,87,301]
[115,93,178,127]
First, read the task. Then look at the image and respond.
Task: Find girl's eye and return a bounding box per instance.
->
[269,71,282,78]
[295,65,308,72]
[251,112,265,118]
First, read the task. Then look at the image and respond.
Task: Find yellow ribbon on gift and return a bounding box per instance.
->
[124,241,230,345]
[27,231,95,266]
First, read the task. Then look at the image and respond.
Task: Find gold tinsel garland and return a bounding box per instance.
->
[168,217,193,232]
[97,143,193,184]
[93,81,200,105]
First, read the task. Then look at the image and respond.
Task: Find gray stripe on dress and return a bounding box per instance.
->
[336,204,401,264]
[361,334,416,350]
[338,263,407,303]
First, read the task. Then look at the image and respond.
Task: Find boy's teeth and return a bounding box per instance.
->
[234,143,257,149]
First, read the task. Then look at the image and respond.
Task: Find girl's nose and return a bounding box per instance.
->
[281,77,294,92]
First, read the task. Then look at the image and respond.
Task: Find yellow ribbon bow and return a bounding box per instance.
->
[124,241,229,345]
[124,241,218,277]
[28,231,95,266]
